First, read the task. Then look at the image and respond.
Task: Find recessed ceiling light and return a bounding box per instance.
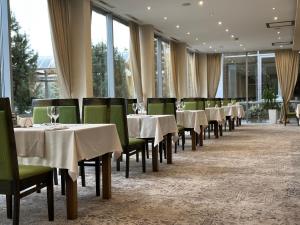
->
[176,25,180,29]
[218,21,222,25]
[147,6,151,10]
[196,37,199,41]
[209,46,212,49]
[272,7,276,10]
[214,49,217,52]
[225,29,229,32]
[277,31,280,35]
[203,42,206,45]
[274,16,278,21]
[198,1,204,6]
[240,44,243,47]
[280,45,283,48]
[231,34,235,38]
[164,17,167,20]
[278,37,281,40]
[187,32,191,35]
[243,48,246,51]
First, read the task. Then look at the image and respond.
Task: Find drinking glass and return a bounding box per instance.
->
[207,102,211,108]
[221,101,224,107]
[180,101,185,110]
[176,100,181,111]
[51,106,60,125]
[132,103,137,114]
[47,106,53,124]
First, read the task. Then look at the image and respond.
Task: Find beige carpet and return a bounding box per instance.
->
[1,124,300,225]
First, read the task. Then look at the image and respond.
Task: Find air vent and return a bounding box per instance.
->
[95,0,115,9]
[272,41,293,46]
[182,2,191,6]
[234,37,239,41]
[266,20,295,28]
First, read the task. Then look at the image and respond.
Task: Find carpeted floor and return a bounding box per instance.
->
[1,123,300,225]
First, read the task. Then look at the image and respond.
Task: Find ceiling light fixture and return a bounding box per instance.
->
[243,48,246,51]
[196,37,199,41]
[274,16,278,21]
[198,1,204,6]
[272,7,276,10]
[164,17,167,20]
[176,25,180,29]
[203,42,206,45]
[209,46,212,49]
[231,34,235,38]
[277,31,280,35]
[187,32,191,35]
[278,37,281,40]
[240,44,243,47]
[225,29,229,32]
[280,45,283,48]
[218,21,222,25]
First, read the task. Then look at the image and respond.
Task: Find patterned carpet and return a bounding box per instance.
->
[1,123,300,225]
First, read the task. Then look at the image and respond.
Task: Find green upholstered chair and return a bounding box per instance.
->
[83,98,146,178]
[147,102,164,115]
[222,98,231,106]
[184,101,197,110]
[126,98,138,115]
[0,98,54,225]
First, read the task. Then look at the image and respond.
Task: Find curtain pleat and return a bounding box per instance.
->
[207,53,221,98]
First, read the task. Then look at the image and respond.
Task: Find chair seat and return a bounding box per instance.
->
[129,138,145,147]
[287,112,296,117]
[177,125,185,132]
[19,165,53,180]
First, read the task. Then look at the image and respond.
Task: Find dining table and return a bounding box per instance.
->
[127,114,178,171]
[176,110,208,150]
[15,124,122,220]
[205,107,226,138]
[222,104,245,130]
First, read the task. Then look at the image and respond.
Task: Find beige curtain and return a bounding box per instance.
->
[186,52,197,97]
[275,50,299,123]
[170,41,179,98]
[207,53,221,98]
[129,21,143,102]
[195,53,208,97]
[48,0,72,98]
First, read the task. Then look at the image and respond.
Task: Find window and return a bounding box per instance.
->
[10,0,58,113]
[154,37,172,97]
[91,11,108,97]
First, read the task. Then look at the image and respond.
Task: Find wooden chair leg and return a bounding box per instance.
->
[53,168,58,185]
[6,194,12,219]
[61,169,66,196]
[146,142,149,159]
[13,193,20,225]
[142,147,146,173]
[174,141,177,153]
[47,173,54,221]
[125,153,130,178]
[116,158,121,171]
[95,157,101,196]
[182,133,185,150]
[136,152,139,162]
[159,143,163,163]
[79,163,86,187]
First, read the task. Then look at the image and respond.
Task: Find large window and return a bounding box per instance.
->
[10,0,58,113]
[91,10,132,98]
[154,37,173,97]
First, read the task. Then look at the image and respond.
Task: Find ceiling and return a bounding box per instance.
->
[96,0,297,53]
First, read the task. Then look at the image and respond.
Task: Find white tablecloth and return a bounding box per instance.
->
[176,110,208,134]
[222,105,238,118]
[205,107,225,123]
[127,114,178,147]
[237,105,245,118]
[296,104,300,119]
[16,124,123,181]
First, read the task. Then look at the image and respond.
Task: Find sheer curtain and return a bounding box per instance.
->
[161,41,175,97]
[48,0,72,98]
[128,21,143,101]
[207,53,222,97]
[275,50,299,124]
[170,41,179,98]
[186,52,197,97]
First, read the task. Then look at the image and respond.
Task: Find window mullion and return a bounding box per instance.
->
[106,14,115,97]
[157,39,162,97]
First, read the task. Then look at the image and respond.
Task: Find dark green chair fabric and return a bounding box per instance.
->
[0,98,54,225]
[165,102,176,115]
[184,102,197,110]
[148,103,164,115]
[58,106,77,124]
[110,105,127,147]
[126,99,137,115]
[32,107,50,124]
[83,105,108,124]
[222,99,231,106]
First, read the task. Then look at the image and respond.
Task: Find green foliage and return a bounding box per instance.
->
[10,15,39,114]
[262,74,279,110]
[92,42,128,97]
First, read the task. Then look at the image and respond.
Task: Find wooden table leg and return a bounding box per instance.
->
[199,125,203,146]
[219,124,223,136]
[232,119,235,130]
[214,122,219,138]
[64,169,77,220]
[166,133,172,164]
[102,153,111,199]
[152,145,159,171]
[191,129,196,151]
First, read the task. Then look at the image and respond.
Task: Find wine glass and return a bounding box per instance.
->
[47,106,53,124]
[180,101,185,110]
[51,106,60,125]
[207,102,211,108]
[221,101,224,107]
[132,103,137,114]
[176,100,181,111]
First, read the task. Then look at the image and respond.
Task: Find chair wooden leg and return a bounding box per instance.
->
[125,153,130,178]
[116,158,121,171]
[13,193,20,225]
[142,147,146,173]
[47,173,54,221]
[182,133,185,150]
[146,142,149,159]
[159,143,163,163]
[6,194,12,219]
[174,141,177,153]
[79,162,86,187]
[53,168,58,185]
[95,157,101,196]
[136,152,139,162]
[60,169,66,195]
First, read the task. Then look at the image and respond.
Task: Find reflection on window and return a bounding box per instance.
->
[10,0,58,113]
[91,11,108,97]
[113,20,131,98]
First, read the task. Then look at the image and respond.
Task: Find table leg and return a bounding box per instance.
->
[219,124,223,136]
[64,170,77,220]
[232,119,235,130]
[102,153,111,199]
[166,133,172,164]
[214,122,219,138]
[199,125,203,146]
[152,145,159,172]
[191,129,196,151]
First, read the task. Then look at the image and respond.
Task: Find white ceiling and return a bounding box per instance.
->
[97,0,297,53]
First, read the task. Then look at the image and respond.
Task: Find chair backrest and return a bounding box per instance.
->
[32,99,80,124]
[0,98,19,182]
[147,98,176,117]
[183,98,205,110]
[214,98,222,107]
[82,98,129,148]
[205,98,217,108]
[126,98,137,115]
[222,98,231,106]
